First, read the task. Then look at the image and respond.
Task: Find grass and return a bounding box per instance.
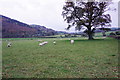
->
[2,37,119,78]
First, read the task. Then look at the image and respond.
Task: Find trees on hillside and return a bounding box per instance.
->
[62,0,112,40]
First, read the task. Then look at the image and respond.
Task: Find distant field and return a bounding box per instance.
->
[94,31,119,37]
[2,37,119,78]
[48,31,119,38]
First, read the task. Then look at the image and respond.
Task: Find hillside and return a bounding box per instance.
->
[30,25,58,36]
[1,15,58,38]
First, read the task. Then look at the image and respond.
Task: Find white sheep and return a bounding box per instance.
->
[39,43,44,46]
[7,42,12,47]
[39,41,48,46]
[53,40,56,45]
[43,41,48,44]
[71,40,74,44]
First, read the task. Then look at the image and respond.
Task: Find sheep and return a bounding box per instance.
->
[43,41,48,44]
[53,40,56,45]
[39,43,44,46]
[71,40,74,44]
[39,41,48,46]
[7,42,12,47]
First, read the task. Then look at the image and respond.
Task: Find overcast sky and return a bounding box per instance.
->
[0,0,119,32]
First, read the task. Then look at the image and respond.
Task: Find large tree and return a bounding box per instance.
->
[62,0,112,40]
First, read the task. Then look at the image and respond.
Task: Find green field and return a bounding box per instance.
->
[2,37,119,78]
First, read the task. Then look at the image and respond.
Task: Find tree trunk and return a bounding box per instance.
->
[87,27,94,40]
[88,33,94,40]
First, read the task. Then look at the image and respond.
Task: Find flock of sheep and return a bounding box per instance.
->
[38,39,74,46]
[7,39,75,47]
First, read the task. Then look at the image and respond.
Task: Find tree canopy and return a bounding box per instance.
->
[62,0,112,40]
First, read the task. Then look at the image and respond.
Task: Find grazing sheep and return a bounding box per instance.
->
[7,42,12,47]
[43,41,48,44]
[39,43,44,46]
[53,40,56,45]
[39,41,48,46]
[71,40,74,44]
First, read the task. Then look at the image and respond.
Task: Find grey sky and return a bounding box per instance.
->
[0,0,119,32]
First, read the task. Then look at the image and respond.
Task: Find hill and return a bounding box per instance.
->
[1,15,59,38]
[30,25,58,37]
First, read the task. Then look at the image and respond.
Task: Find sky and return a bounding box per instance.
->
[0,0,119,32]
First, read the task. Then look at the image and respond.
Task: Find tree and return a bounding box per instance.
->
[62,0,112,40]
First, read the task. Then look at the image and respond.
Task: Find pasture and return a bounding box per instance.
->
[2,37,119,78]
